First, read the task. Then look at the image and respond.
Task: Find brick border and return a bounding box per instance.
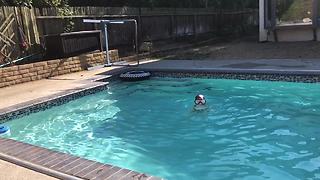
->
[0,50,119,88]
[0,138,161,180]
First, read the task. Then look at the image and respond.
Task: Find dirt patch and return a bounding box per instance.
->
[165,36,320,60]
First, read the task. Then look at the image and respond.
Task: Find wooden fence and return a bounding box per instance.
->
[35,7,258,42]
[0,6,40,63]
[0,6,258,61]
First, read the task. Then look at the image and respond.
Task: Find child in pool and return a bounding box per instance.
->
[194,94,208,111]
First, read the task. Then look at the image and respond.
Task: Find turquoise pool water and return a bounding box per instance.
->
[4,77,320,180]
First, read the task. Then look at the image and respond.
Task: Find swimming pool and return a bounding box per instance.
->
[4,77,320,179]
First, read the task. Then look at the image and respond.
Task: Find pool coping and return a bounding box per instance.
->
[133,66,320,75]
[0,138,160,180]
[0,82,109,123]
[0,67,128,123]
[151,71,320,83]
[132,59,320,76]
[1,65,320,180]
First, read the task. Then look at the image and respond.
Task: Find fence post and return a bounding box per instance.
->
[241,11,245,34]
[193,14,198,40]
[170,15,175,40]
[312,0,318,41]
[174,8,178,40]
[137,7,142,53]
[217,10,222,35]
[30,8,40,44]
[39,8,47,37]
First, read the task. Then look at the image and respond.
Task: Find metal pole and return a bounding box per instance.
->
[133,20,140,66]
[134,20,138,54]
[312,0,318,41]
[83,19,139,66]
[104,23,111,67]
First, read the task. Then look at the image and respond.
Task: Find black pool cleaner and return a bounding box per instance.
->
[120,71,151,81]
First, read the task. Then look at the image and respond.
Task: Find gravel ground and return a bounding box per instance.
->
[166,36,320,60]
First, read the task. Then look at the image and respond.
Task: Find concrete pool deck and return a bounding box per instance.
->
[135,59,320,74]
[0,65,123,110]
[0,58,320,179]
[0,159,57,180]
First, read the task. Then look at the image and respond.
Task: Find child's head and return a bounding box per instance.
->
[194,94,206,105]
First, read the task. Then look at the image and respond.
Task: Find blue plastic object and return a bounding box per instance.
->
[0,125,9,135]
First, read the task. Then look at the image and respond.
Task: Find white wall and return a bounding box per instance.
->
[317,29,320,41]
[259,0,268,41]
[277,28,314,41]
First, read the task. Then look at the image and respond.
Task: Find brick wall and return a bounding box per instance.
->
[0,50,119,88]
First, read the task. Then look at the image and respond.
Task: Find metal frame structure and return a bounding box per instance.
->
[83,19,139,67]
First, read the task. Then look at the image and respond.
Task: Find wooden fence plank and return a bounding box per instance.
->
[21,7,32,44]
[31,8,40,44]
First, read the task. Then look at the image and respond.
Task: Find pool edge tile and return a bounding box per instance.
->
[0,137,161,180]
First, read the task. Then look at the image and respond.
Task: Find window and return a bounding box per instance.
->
[276,0,313,25]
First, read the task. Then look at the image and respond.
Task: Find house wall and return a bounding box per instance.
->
[316,29,320,40]
[276,28,315,41]
[265,26,316,42]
